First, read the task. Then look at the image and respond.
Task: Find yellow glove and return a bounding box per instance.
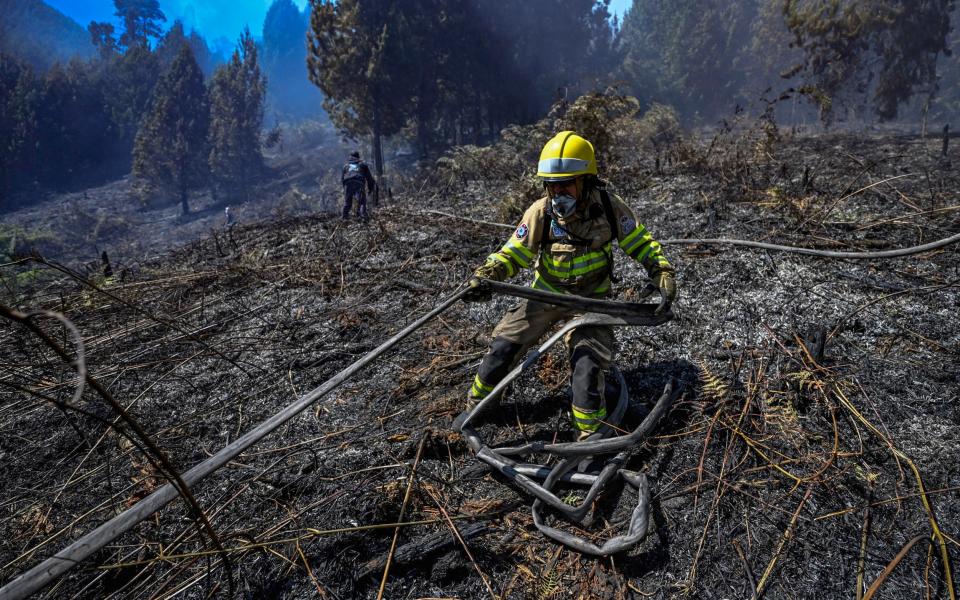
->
[637,270,676,314]
[464,261,500,303]
[652,270,676,314]
[463,277,491,302]
[472,261,502,281]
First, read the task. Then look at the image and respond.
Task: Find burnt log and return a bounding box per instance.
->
[357,522,490,578]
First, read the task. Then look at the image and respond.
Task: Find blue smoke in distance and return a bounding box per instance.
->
[47,0,628,45]
[45,0,311,44]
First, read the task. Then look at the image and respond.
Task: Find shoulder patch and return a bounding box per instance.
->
[515,223,529,240]
[619,215,636,235]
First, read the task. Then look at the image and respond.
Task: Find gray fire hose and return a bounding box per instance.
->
[0,289,470,600]
[455,279,676,556]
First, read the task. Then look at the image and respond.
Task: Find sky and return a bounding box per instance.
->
[48,0,631,48]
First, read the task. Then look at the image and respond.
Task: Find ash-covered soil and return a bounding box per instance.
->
[0,130,958,600]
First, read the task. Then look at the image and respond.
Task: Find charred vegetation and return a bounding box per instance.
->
[1,94,958,598]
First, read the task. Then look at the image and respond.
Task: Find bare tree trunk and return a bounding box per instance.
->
[473,104,482,145]
[372,103,383,177]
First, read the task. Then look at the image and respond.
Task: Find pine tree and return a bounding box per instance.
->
[308,0,415,175]
[114,0,166,50]
[103,44,161,151]
[132,45,208,215]
[0,54,39,207]
[36,59,114,185]
[208,29,266,202]
[618,0,759,122]
[156,21,189,71]
[306,0,618,165]
[784,0,955,122]
[263,0,322,120]
[88,21,120,59]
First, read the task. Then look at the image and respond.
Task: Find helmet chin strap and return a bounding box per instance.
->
[567,177,589,218]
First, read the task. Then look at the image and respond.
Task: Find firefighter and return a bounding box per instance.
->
[341,151,376,222]
[463,131,677,439]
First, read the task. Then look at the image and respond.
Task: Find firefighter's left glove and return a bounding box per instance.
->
[463,277,491,303]
[652,270,676,315]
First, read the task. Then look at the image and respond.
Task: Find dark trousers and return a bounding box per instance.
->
[343,182,368,220]
[468,299,614,433]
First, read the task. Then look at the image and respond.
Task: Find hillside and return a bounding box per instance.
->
[0,126,958,599]
[0,0,94,70]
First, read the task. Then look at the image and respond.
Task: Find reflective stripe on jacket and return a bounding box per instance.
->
[482,189,673,295]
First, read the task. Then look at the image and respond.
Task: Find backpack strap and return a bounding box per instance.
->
[541,206,552,248]
[598,189,617,242]
[598,188,621,284]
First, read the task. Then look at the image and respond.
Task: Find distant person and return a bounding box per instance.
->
[341,151,376,223]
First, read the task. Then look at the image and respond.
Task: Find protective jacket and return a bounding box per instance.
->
[342,157,376,192]
[480,188,674,293]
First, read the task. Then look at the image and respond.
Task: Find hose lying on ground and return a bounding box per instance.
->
[454,287,678,556]
[421,209,960,259]
[658,230,960,259]
[0,289,470,600]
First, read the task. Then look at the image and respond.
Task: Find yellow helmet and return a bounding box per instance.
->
[537,131,597,181]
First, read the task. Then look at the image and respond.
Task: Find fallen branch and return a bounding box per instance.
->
[377,432,428,600]
[752,486,813,600]
[358,521,490,579]
[862,534,930,600]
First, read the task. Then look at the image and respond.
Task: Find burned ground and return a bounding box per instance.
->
[0,129,958,599]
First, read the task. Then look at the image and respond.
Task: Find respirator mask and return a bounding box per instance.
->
[550,194,578,218]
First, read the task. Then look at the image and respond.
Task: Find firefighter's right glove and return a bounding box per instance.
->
[463,277,492,303]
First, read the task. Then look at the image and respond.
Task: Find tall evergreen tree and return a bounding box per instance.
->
[114,0,166,50]
[308,0,415,175]
[156,21,189,70]
[103,44,161,152]
[88,21,120,59]
[208,29,266,202]
[263,0,323,120]
[36,59,114,184]
[0,55,39,207]
[785,0,955,122]
[133,45,209,215]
